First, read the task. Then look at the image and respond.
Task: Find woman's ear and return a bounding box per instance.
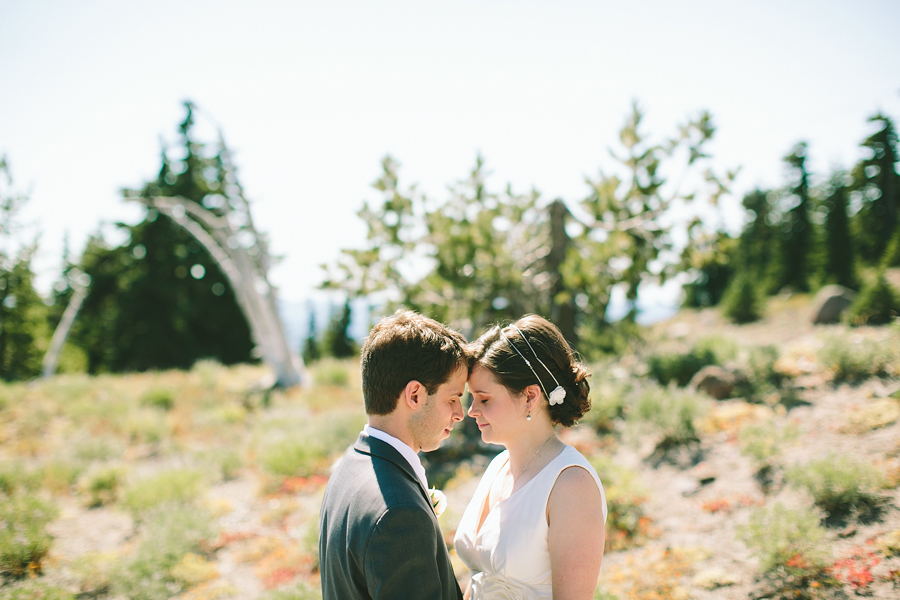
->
[523,384,542,411]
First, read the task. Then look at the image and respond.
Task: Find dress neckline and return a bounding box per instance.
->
[474,445,569,537]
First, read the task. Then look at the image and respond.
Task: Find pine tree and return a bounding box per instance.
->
[852,113,899,263]
[0,157,47,381]
[780,143,813,292]
[301,304,321,364]
[822,170,857,288]
[737,189,782,294]
[70,104,255,373]
[323,301,356,359]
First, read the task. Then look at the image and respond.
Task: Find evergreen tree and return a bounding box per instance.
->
[852,114,899,262]
[323,301,356,359]
[822,170,857,288]
[737,189,782,294]
[780,143,813,292]
[70,104,255,373]
[0,157,47,381]
[301,304,321,364]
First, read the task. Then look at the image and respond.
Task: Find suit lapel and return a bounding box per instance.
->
[354,433,432,505]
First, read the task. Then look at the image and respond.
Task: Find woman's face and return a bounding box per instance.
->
[467,364,527,445]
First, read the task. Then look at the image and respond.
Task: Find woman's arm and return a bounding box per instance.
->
[547,465,606,600]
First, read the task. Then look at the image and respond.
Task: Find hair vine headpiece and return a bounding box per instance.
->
[499,325,567,406]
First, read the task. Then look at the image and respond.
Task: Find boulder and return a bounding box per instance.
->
[689,365,737,400]
[811,284,857,324]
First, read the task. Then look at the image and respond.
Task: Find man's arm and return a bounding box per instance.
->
[365,504,446,600]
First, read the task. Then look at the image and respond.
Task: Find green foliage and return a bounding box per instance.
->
[721,273,763,323]
[0,158,47,382]
[0,461,40,497]
[844,272,900,325]
[260,581,322,600]
[301,305,321,364]
[69,102,255,374]
[312,358,352,388]
[645,336,733,387]
[323,301,357,359]
[579,373,630,433]
[589,455,652,551]
[628,386,707,448]
[141,387,175,411]
[822,171,857,288]
[739,502,831,575]
[735,189,783,295]
[324,105,733,347]
[0,581,75,600]
[0,494,58,578]
[111,504,216,600]
[818,330,899,381]
[779,142,813,292]
[739,420,800,468]
[257,409,365,478]
[78,464,128,507]
[852,113,899,263]
[681,231,738,308]
[120,468,206,517]
[786,454,886,520]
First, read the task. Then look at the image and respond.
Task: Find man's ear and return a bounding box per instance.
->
[403,380,426,410]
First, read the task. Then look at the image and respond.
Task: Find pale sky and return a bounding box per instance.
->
[2,0,899,303]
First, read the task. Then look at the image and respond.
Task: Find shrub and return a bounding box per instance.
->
[141,388,175,411]
[739,503,838,599]
[628,386,707,449]
[841,398,900,433]
[312,358,353,388]
[72,435,125,462]
[78,464,128,508]
[122,408,170,443]
[645,336,735,387]
[580,377,629,434]
[0,460,40,496]
[0,494,58,578]
[590,455,653,552]
[739,420,800,469]
[786,455,886,521]
[37,457,84,495]
[260,581,322,600]
[818,332,898,382]
[845,273,900,326]
[722,273,764,323]
[120,468,206,517]
[260,439,325,478]
[0,581,75,600]
[112,504,216,600]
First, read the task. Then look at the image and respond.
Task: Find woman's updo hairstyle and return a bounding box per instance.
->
[468,314,591,427]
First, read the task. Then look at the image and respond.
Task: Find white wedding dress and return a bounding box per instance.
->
[454,445,607,600]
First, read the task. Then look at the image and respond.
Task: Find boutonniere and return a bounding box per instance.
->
[429,488,447,517]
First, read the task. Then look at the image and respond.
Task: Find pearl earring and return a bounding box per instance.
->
[526,412,532,421]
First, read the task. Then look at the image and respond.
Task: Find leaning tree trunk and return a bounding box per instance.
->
[133,194,304,388]
[547,199,577,346]
[42,277,89,378]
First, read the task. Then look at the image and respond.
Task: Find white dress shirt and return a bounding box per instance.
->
[363,425,429,492]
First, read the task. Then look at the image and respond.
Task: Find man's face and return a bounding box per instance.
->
[408,365,467,453]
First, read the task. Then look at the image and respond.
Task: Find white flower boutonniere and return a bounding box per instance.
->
[429,488,447,517]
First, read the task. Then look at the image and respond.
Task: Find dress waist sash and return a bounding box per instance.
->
[470,571,551,600]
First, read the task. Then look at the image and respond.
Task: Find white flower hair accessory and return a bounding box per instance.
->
[501,325,567,406]
[430,488,447,517]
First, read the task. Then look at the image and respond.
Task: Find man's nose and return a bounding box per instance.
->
[453,400,464,421]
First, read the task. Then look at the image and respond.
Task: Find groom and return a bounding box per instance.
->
[319,310,468,600]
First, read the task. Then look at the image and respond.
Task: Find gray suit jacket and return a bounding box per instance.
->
[319,433,463,600]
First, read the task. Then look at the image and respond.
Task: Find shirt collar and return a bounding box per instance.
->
[363,425,429,491]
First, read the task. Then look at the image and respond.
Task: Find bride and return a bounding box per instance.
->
[454,315,607,600]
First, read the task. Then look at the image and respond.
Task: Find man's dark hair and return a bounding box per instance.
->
[361,310,468,415]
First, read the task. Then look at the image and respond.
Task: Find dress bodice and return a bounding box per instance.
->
[453,445,607,600]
